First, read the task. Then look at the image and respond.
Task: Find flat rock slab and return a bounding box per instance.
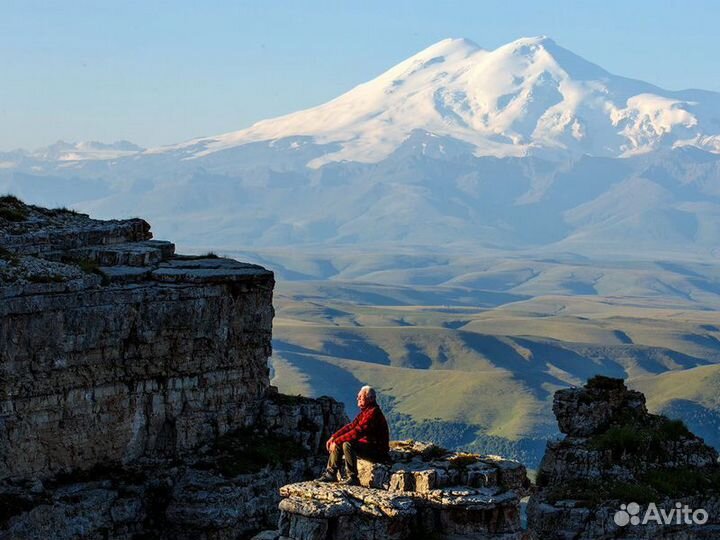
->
[277,441,528,540]
[280,481,417,519]
[62,240,175,267]
[152,258,273,283]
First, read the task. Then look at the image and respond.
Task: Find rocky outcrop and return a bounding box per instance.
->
[0,393,348,540]
[260,440,530,540]
[1,199,277,479]
[528,376,720,539]
[0,198,349,539]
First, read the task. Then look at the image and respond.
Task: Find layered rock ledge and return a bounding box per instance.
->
[1,198,276,478]
[258,440,530,540]
[0,198,350,539]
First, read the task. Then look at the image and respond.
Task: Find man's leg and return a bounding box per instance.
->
[317,444,341,482]
[342,442,359,484]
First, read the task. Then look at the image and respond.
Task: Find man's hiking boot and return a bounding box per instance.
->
[317,470,337,483]
[340,475,359,486]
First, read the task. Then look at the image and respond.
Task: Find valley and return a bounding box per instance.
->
[216,247,720,467]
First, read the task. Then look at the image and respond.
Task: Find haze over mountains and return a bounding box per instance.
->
[2,36,720,257]
[3,37,720,464]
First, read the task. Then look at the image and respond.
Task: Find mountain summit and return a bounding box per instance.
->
[164,36,720,167]
[3,37,720,254]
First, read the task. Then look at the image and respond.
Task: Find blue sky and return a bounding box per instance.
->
[2,0,719,150]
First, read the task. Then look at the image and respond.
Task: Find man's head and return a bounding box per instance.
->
[357,385,376,409]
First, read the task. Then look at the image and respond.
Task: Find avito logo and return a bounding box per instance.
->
[614,502,709,527]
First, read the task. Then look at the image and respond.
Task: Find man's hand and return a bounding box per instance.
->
[326,438,335,453]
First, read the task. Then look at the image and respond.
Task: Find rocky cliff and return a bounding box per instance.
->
[4,196,718,540]
[528,376,720,539]
[1,195,276,478]
[0,197,348,538]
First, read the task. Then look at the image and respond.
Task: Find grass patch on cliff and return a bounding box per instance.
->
[588,416,691,461]
[26,273,67,283]
[545,467,720,507]
[0,195,28,222]
[643,467,720,497]
[585,375,626,391]
[269,392,318,406]
[203,427,309,477]
[60,255,110,284]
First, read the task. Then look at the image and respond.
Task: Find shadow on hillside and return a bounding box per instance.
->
[457,332,630,397]
[456,332,571,396]
[274,351,365,416]
[320,331,392,365]
[661,399,720,451]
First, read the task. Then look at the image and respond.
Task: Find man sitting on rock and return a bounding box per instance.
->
[318,385,389,486]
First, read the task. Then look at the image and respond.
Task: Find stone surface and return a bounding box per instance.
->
[0,200,529,539]
[273,440,530,540]
[553,376,647,437]
[0,199,350,539]
[0,393,348,539]
[1,201,274,480]
[528,376,720,539]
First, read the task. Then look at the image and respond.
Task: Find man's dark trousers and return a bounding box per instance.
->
[326,441,385,479]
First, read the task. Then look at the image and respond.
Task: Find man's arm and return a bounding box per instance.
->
[330,415,359,440]
[333,408,376,444]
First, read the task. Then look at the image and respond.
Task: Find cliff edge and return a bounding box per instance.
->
[0,196,347,539]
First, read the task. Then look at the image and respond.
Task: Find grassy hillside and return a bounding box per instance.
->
[195,246,720,467]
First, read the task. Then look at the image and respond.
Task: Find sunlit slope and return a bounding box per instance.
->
[271,279,720,450]
[271,353,545,440]
[630,365,720,448]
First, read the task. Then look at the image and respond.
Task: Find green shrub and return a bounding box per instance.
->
[0,247,19,265]
[656,418,691,441]
[589,416,692,461]
[0,195,28,222]
[207,428,309,477]
[644,468,720,497]
[421,444,449,460]
[590,424,648,458]
[270,393,316,406]
[0,207,27,222]
[545,478,656,506]
[0,195,23,205]
[585,375,625,391]
[60,256,109,284]
[607,482,657,504]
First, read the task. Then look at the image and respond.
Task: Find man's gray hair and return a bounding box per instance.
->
[360,385,376,402]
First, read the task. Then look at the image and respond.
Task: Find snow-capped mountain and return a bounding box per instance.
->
[0,141,145,170]
[2,37,720,257]
[157,36,720,167]
[32,140,145,161]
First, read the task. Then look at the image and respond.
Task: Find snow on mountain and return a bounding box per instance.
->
[32,140,145,161]
[154,36,720,167]
[3,37,720,258]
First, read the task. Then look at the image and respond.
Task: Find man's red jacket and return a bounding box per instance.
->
[331,403,389,455]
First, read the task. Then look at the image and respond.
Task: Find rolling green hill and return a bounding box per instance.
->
[202,247,720,467]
